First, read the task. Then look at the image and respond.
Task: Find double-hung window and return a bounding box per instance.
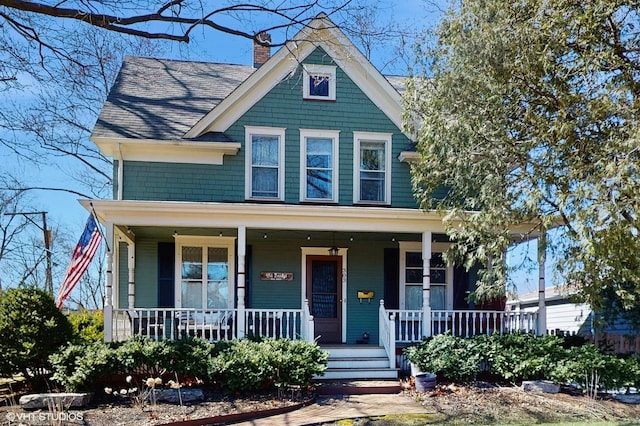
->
[175,236,235,309]
[245,127,285,201]
[399,242,450,311]
[300,129,339,202]
[353,132,392,204]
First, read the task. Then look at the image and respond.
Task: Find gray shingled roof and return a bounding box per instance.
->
[92,56,407,141]
[92,56,255,141]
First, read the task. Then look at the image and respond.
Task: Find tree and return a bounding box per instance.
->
[404,0,640,317]
[0,287,74,384]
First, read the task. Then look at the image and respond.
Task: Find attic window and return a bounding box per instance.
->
[303,65,336,101]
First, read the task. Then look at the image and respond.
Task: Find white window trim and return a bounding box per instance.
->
[245,126,286,201]
[174,235,236,309]
[302,64,336,101]
[299,129,340,203]
[399,241,453,310]
[353,131,393,205]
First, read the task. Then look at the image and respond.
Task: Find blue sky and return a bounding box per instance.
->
[2,0,550,295]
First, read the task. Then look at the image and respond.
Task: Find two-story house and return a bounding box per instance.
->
[86,14,539,379]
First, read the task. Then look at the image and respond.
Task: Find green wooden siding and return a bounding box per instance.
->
[121,47,418,208]
[249,240,302,309]
[133,238,160,307]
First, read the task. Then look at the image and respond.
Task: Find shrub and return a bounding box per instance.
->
[0,287,74,381]
[50,337,214,391]
[263,338,328,388]
[67,310,103,343]
[487,332,568,383]
[208,338,328,393]
[404,334,485,382]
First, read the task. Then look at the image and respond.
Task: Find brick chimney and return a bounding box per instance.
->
[253,32,271,68]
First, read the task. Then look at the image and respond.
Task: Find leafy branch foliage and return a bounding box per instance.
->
[404,0,640,314]
[404,333,640,394]
[50,337,328,393]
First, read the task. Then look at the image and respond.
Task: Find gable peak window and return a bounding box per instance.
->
[353,132,392,204]
[303,64,336,101]
[245,126,285,201]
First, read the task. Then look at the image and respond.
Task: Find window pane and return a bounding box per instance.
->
[406,268,423,283]
[307,138,331,168]
[252,136,278,166]
[181,247,202,279]
[207,248,228,280]
[430,253,445,268]
[307,169,332,198]
[406,252,423,268]
[405,285,422,310]
[309,74,330,97]
[207,247,229,309]
[431,285,446,310]
[181,280,202,309]
[360,176,384,201]
[207,280,228,309]
[360,141,385,171]
[431,268,446,284]
[252,167,278,198]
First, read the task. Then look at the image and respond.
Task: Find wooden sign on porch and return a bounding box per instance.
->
[260,271,294,281]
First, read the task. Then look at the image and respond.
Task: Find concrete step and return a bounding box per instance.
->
[322,345,387,359]
[315,379,402,395]
[327,357,391,369]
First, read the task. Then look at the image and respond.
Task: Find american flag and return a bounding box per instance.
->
[56,214,102,308]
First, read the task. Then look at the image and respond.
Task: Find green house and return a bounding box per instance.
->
[87,14,541,379]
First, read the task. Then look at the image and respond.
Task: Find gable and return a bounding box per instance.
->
[223,47,417,208]
[185,14,405,138]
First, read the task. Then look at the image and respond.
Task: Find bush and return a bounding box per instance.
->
[404,334,486,382]
[0,287,74,380]
[487,332,568,383]
[208,338,328,393]
[67,310,103,343]
[50,337,328,393]
[50,337,214,391]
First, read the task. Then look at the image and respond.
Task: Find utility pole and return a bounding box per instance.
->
[4,211,53,294]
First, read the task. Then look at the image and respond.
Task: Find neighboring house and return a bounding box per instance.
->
[86,14,538,378]
[507,286,593,336]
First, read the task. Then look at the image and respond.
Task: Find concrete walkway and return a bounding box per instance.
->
[235,393,431,426]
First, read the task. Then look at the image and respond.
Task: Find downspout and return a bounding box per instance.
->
[537,230,547,336]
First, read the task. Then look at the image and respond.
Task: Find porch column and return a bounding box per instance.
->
[237,225,246,339]
[104,222,114,342]
[422,231,432,338]
[127,242,135,309]
[537,230,547,336]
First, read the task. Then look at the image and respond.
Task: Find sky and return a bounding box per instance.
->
[1,0,550,295]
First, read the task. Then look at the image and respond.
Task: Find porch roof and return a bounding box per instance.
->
[81,199,542,238]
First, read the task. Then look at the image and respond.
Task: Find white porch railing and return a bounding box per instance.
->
[110,307,308,342]
[387,308,540,343]
[378,300,396,368]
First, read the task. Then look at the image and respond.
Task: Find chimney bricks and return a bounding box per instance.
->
[253,32,271,68]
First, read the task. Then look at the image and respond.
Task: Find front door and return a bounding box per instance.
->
[306,255,342,343]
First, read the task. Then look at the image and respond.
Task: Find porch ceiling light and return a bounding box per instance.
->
[328,232,339,256]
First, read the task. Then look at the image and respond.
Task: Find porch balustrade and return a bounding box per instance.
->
[110,306,311,342]
[387,308,539,342]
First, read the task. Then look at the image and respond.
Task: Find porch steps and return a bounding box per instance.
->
[316,345,399,380]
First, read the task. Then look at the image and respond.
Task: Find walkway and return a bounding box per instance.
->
[235,393,431,426]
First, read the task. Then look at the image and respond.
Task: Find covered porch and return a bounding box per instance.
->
[86,199,547,366]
